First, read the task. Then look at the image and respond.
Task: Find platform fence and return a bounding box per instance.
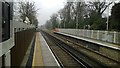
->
[58,29,120,45]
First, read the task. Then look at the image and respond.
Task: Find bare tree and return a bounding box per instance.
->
[87,0,112,16]
[19,1,38,25]
[58,8,67,28]
[50,13,59,29]
[58,0,87,28]
[45,13,59,29]
[72,2,86,28]
[45,20,52,29]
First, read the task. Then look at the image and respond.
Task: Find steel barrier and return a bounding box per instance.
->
[59,29,120,44]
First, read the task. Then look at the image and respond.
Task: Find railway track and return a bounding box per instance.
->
[53,32,120,63]
[41,30,119,68]
[41,32,86,68]
[53,32,120,66]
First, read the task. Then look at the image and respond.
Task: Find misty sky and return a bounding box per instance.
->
[34,0,66,26]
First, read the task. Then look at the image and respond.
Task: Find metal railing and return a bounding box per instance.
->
[59,29,120,44]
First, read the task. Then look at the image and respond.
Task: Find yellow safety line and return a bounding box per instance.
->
[32,33,44,68]
[32,39,36,67]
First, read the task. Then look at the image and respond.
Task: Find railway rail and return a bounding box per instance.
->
[54,32,120,62]
[41,30,119,68]
[41,32,86,68]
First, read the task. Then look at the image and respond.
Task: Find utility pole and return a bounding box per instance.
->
[64,21,65,28]
[76,12,79,35]
[76,13,78,29]
[106,0,110,30]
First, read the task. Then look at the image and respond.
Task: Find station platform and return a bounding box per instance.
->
[32,32,60,67]
[56,32,120,50]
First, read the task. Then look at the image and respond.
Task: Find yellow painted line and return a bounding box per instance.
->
[32,38,36,67]
[32,33,44,67]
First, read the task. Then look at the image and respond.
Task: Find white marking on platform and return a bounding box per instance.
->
[39,32,60,67]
